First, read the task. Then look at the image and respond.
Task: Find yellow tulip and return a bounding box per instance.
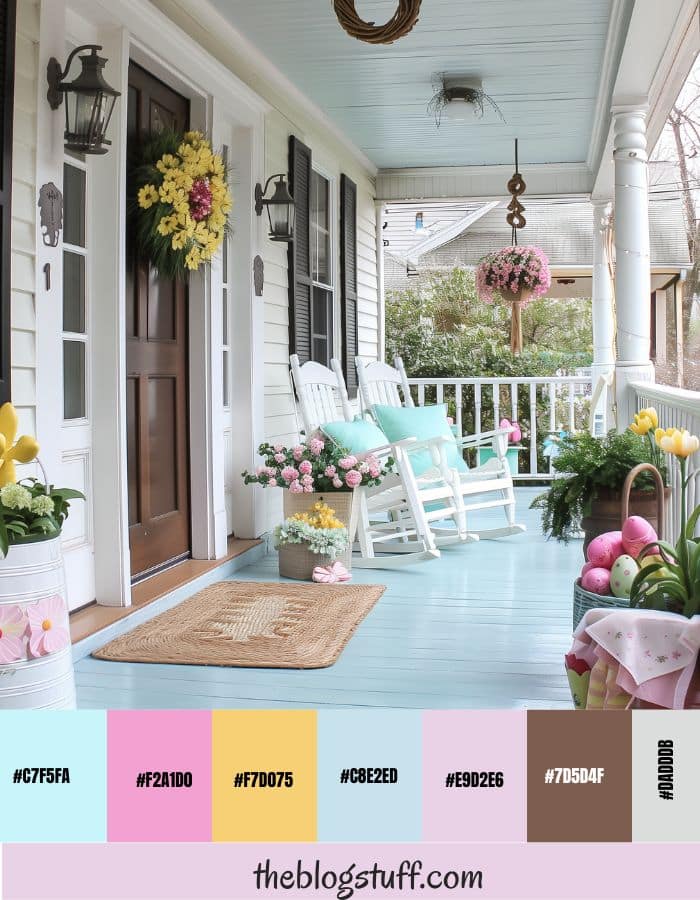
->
[656,427,700,459]
[0,403,40,485]
[630,414,653,436]
[642,407,658,429]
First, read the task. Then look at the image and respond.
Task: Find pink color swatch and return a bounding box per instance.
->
[107,710,212,842]
[423,710,526,842]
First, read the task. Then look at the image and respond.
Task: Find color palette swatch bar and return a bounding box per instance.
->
[212,710,317,842]
[0,709,699,844]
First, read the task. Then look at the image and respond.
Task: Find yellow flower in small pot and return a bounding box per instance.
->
[0,403,39,485]
[654,427,700,459]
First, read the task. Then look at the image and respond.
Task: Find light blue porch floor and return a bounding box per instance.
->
[74,488,580,710]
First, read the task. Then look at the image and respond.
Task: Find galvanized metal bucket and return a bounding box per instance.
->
[0,535,76,710]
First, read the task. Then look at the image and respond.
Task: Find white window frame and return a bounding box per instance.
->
[61,153,90,427]
[221,143,232,412]
[310,165,335,364]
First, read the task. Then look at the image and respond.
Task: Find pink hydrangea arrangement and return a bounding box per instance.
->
[475,245,551,305]
[242,437,392,493]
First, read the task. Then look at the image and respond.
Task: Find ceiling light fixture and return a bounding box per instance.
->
[428,75,505,126]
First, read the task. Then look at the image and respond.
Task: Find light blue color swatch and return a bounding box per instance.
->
[317,709,422,841]
[0,710,107,842]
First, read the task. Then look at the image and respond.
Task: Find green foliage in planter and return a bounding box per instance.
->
[531,431,667,542]
[0,480,85,557]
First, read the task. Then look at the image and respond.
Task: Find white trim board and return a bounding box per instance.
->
[376,163,593,203]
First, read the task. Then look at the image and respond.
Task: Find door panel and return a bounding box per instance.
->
[126,62,190,578]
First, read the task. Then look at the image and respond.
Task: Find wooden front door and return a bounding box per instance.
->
[126,63,191,579]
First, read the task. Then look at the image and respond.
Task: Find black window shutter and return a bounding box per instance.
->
[0,0,16,404]
[288,135,312,364]
[340,174,358,397]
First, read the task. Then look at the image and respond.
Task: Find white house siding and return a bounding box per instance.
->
[10,0,39,437]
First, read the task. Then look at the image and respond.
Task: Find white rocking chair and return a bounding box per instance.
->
[289,354,467,568]
[356,356,525,541]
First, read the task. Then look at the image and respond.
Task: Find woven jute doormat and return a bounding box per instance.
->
[92,581,385,669]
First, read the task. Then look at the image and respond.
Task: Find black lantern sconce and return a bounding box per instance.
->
[47,45,121,155]
[255,174,295,242]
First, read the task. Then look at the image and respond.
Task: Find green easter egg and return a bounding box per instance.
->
[610,554,638,599]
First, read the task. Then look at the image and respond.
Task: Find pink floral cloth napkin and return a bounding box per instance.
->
[568,608,700,709]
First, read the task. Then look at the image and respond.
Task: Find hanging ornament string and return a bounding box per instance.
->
[333,0,422,45]
[506,139,526,246]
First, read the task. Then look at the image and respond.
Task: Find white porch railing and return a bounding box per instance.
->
[631,381,700,542]
[406,376,593,480]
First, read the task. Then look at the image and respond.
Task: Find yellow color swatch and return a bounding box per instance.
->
[212,710,317,841]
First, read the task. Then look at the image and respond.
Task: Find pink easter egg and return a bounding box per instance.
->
[581,567,612,596]
[622,516,658,559]
[581,561,595,578]
[586,531,623,569]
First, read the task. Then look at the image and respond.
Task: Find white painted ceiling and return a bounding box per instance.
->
[211,0,616,169]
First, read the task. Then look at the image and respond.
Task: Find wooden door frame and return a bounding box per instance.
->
[79,7,267,606]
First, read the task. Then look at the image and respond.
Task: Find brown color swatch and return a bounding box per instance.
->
[93,580,384,669]
[527,710,632,842]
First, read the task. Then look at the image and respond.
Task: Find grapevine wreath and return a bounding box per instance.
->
[131,130,232,280]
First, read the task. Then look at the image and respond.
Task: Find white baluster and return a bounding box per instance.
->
[529,382,538,476]
[492,383,500,430]
[455,383,463,437]
[568,383,576,432]
[475,382,482,435]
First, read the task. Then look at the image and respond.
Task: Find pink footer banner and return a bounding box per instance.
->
[1,843,695,899]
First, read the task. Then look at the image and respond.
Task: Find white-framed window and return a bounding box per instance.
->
[221,144,231,409]
[310,168,334,366]
[62,154,89,422]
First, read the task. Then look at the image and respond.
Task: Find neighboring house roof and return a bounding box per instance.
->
[381,200,497,263]
[418,198,691,270]
[383,188,691,295]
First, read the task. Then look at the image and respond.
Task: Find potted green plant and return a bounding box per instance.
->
[0,403,85,710]
[531,425,668,551]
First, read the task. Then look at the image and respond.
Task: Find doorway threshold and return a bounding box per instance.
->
[70,537,264,655]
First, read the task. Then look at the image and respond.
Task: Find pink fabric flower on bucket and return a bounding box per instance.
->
[26,595,69,658]
[0,605,27,664]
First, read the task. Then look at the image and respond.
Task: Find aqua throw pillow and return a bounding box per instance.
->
[322,419,388,455]
[372,404,467,476]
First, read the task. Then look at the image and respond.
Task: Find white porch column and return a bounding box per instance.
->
[376,201,387,362]
[612,105,654,428]
[590,201,615,432]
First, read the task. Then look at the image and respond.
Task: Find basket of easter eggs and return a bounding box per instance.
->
[573,463,665,630]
